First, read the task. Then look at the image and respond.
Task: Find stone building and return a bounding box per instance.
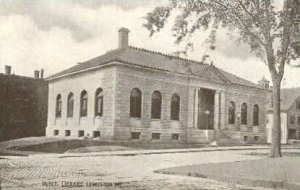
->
[46,28,270,144]
[266,87,300,144]
[0,66,48,141]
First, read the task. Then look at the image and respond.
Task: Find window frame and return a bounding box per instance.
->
[241,103,247,125]
[228,101,235,124]
[67,93,74,118]
[95,88,104,117]
[170,94,180,121]
[253,104,259,126]
[55,94,62,118]
[297,100,300,110]
[80,90,88,117]
[130,88,142,118]
[151,91,162,119]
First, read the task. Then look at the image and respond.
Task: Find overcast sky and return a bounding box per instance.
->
[0,0,299,88]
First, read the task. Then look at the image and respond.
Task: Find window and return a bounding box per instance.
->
[290,115,295,125]
[67,93,74,117]
[254,136,259,142]
[228,101,235,124]
[298,116,300,126]
[171,94,180,120]
[171,133,179,140]
[78,130,85,137]
[53,130,59,136]
[253,105,259,126]
[56,94,62,118]
[297,100,300,110]
[93,131,100,138]
[130,88,142,118]
[243,136,248,141]
[65,130,71,137]
[241,103,247,125]
[152,133,161,140]
[80,90,88,117]
[95,88,103,117]
[288,129,297,139]
[131,132,141,139]
[151,91,162,119]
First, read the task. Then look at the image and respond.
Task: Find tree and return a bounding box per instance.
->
[144,0,300,158]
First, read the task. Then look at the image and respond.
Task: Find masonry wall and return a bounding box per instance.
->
[222,86,268,143]
[46,66,116,139]
[114,65,189,142]
[0,75,48,141]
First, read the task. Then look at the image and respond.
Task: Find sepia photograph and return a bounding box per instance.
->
[0,0,300,189]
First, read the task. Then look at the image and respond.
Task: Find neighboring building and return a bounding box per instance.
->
[0,66,48,141]
[46,27,270,144]
[267,87,300,144]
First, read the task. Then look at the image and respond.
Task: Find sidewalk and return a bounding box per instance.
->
[37,145,273,158]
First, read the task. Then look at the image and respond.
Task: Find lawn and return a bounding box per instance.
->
[156,157,300,189]
[0,137,206,155]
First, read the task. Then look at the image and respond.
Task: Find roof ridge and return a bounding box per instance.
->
[129,46,207,66]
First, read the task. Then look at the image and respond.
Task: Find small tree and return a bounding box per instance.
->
[144,0,300,158]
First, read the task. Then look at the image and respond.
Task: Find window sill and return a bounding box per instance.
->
[130,117,141,120]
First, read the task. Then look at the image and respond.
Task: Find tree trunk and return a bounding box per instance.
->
[269,81,282,158]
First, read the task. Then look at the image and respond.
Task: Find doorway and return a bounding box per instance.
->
[197,88,215,130]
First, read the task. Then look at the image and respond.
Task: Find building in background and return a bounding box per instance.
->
[0,66,48,141]
[266,87,300,144]
[46,27,270,144]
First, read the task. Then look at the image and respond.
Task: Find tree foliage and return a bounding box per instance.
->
[144,0,300,157]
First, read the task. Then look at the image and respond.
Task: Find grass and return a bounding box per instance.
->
[0,137,206,155]
[156,157,300,189]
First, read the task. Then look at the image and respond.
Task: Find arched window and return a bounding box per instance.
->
[80,90,88,117]
[151,91,162,119]
[95,88,103,116]
[171,94,180,120]
[228,101,235,124]
[56,94,62,118]
[130,88,142,118]
[241,103,247,125]
[253,104,259,126]
[67,93,74,117]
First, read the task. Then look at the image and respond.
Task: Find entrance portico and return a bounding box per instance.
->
[188,87,224,143]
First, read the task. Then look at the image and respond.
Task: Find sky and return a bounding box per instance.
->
[0,0,299,88]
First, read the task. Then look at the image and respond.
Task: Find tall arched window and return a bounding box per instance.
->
[228,101,235,124]
[80,90,88,117]
[130,88,142,118]
[171,94,180,121]
[95,88,103,116]
[253,104,259,126]
[67,93,74,117]
[241,103,247,125]
[151,91,162,119]
[56,94,62,118]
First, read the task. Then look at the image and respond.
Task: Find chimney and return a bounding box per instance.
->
[5,65,11,75]
[118,27,130,49]
[40,69,44,79]
[34,70,40,79]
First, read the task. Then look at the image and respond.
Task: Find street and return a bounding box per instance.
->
[0,148,284,190]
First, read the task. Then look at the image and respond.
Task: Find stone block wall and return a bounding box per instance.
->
[114,65,189,142]
[46,66,117,140]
